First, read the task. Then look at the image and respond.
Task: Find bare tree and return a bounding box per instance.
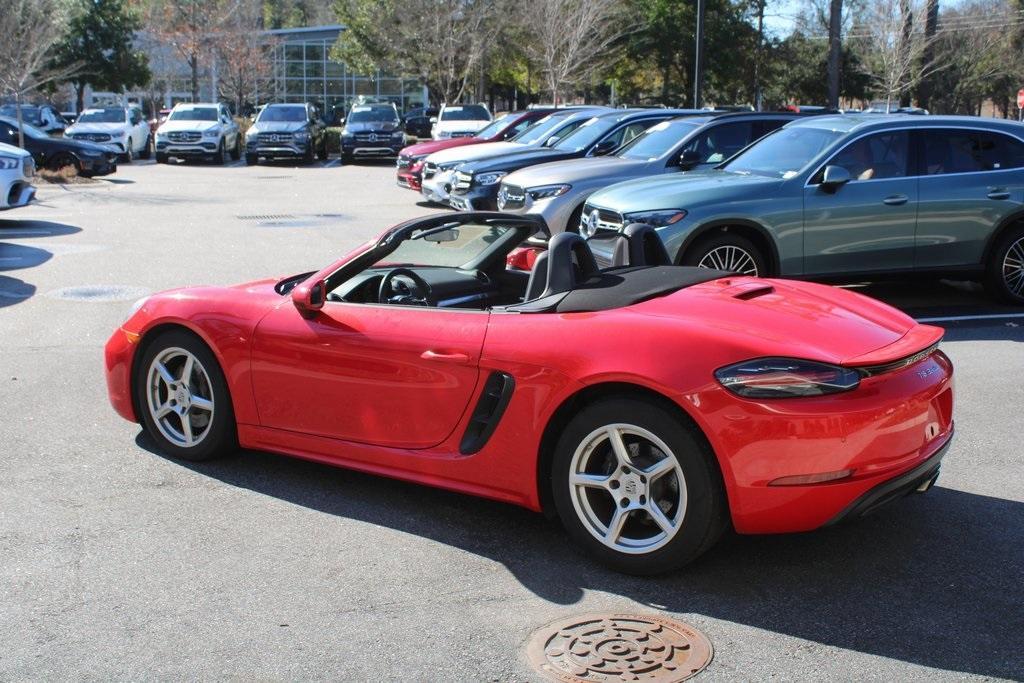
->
[853,0,941,109]
[216,1,278,112]
[522,0,631,106]
[0,0,82,147]
[146,0,239,102]
[826,0,843,107]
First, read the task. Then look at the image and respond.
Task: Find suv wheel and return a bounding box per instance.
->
[123,139,133,163]
[140,134,152,160]
[683,231,767,276]
[211,140,226,165]
[230,135,241,161]
[985,224,1024,305]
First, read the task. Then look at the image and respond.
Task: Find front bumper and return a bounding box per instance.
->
[396,168,422,190]
[420,170,457,205]
[247,142,310,159]
[1,178,35,210]
[105,327,139,422]
[449,184,499,211]
[156,141,220,157]
[342,141,404,157]
[79,155,117,177]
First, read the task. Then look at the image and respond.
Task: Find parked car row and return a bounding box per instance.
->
[396,111,1024,305]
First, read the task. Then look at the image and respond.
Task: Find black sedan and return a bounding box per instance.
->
[403,107,439,139]
[446,109,701,211]
[0,116,117,177]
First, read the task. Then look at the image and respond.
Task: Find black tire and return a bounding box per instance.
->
[342,152,353,164]
[682,230,769,276]
[46,152,79,173]
[303,144,315,165]
[140,134,152,160]
[984,224,1024,305]
[550,397,727,575]
[134,329,237,462]
[317,139,329,161]
[155,152,168,164]
[230,135,241,161]
[211,140,226,165]
[122,139,134,163]
[245,153,258,166]
[565,204,586,234]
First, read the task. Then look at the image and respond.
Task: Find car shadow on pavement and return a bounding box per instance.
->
[0,220,82,307]
[135,432,1023,679]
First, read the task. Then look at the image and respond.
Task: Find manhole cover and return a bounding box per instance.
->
[47,285,150,302]
[526,613,713,682]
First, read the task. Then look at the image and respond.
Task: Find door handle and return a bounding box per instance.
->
[987,189,1011,200]
[420,350,471,364]
[882,194,909,206]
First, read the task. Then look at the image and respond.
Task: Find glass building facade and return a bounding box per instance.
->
[260,26,427,119]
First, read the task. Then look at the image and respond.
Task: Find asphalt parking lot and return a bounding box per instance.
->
[1,159,1022,681]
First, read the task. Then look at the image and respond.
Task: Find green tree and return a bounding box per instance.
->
[51,0,150,113]
[762,32,870,107]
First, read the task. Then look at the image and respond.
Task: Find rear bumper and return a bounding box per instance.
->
[1,179,35,209]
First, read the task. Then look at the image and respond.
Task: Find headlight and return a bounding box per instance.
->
[341,128,353,138]
[476,171,507,186]
[0,155,20,170]
[294,131,309,142]
[714,358,861,399]
[527,184,571,200]
[203,129,220,139]
[622,209,687,227]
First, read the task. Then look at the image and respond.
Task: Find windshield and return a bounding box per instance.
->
[348,105,398,123]
[724,127,844,178]
[440,105,489,122]
[169,107,218,122]
[553,116,617,152]
[77,109,126,124]
[617,120,701,160]
[472,112,513,138]
[258,106,307,123]
[0,105,41,124]
[374,224,512,268]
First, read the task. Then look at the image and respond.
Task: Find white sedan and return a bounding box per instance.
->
[65,106,152,162]
[0,142,35,211]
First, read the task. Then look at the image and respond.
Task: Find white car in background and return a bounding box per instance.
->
[0,142,35,211]
[154,103,241,164]
[65,106,152,162]
[431,103,491,140]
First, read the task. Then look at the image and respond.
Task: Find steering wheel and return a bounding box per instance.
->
[377,268,434,306]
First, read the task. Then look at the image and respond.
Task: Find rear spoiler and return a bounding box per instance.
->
[841,324,944,369]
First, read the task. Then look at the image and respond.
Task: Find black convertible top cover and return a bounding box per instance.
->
[553,265,730,313]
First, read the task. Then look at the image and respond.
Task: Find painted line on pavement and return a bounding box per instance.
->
[322,159,340,168]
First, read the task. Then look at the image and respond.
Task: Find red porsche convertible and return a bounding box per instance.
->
[105,214,954,574]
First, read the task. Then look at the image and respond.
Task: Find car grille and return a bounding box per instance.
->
[168,131,201,143]
[453,171,472,191]
[22,157,34,178]
[580,204,624,234]
[354,132,390,142]
[396,155,412,169]
[496,183,526,210]
[71,133,111,142]
[257,132,292,143]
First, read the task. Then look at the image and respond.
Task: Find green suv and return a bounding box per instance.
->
[581,115,1024,303]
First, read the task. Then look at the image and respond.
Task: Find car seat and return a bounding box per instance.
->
[524,232,599,300]
[609,223,672,267]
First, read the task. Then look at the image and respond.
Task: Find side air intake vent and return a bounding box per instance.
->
[460,371,516,455]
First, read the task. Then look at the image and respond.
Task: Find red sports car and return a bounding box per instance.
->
[105,214,954,574]
[396,109,554,191]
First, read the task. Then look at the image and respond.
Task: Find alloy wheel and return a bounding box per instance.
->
[146,347,215,448]
[697,245,759,275]
[1002,235,1024,297]
[568,424,687,555]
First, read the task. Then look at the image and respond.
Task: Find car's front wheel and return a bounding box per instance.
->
[140,134,152,160]
[135,329,236,461]
[122,139,134,163]
[985,224,1024,305]
[230,135,241,161]
[550,397,727,575]
[683,230,767,276]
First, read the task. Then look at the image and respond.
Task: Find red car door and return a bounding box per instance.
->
[251,303,487,449]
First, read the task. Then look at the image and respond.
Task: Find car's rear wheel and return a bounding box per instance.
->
[140,134,152,160]
[550,397,727,575]
[985,224,1024,305]
[122,139,134,163]
[135,329,236,462]
[683,230,767,276]
[46,152,79,174]
[230,135,241,161]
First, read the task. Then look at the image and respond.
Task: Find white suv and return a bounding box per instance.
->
[431,103,492,140]
[0,141,35,211]
[155,103,241,164]
[66,106,151,162]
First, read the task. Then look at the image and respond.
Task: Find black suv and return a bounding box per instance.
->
[403,107,439,139]
[340,103,405,162]
[245,103,328,165]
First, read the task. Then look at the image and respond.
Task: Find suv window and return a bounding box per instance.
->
[923,128,1024,174]
[682,121,753,164]
[826,131,910,181]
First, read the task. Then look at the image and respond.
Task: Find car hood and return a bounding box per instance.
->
[435,120,489,133]
[0,141,31,159]
[249,121,309,135]
[425,141,526,165]
[459,148,579,175]
[402,137,486,158]
[67,122,127,135]
[504,156,648,188]
[633,276,938,366]
[344,121,400,133]
[157,120,219,134]
[587,170,784,211]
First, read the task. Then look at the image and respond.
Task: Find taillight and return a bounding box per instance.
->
[714,358,861,399]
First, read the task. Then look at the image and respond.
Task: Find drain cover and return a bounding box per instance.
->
[47,285,150,302]
[526,613,713,682]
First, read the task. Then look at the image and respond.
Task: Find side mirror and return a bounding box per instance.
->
[679,150,702,170]
[591,139,618,156]
[820,165,851,192]
[291,278,326,318]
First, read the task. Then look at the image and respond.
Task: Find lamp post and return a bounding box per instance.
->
[693,0,706,109]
